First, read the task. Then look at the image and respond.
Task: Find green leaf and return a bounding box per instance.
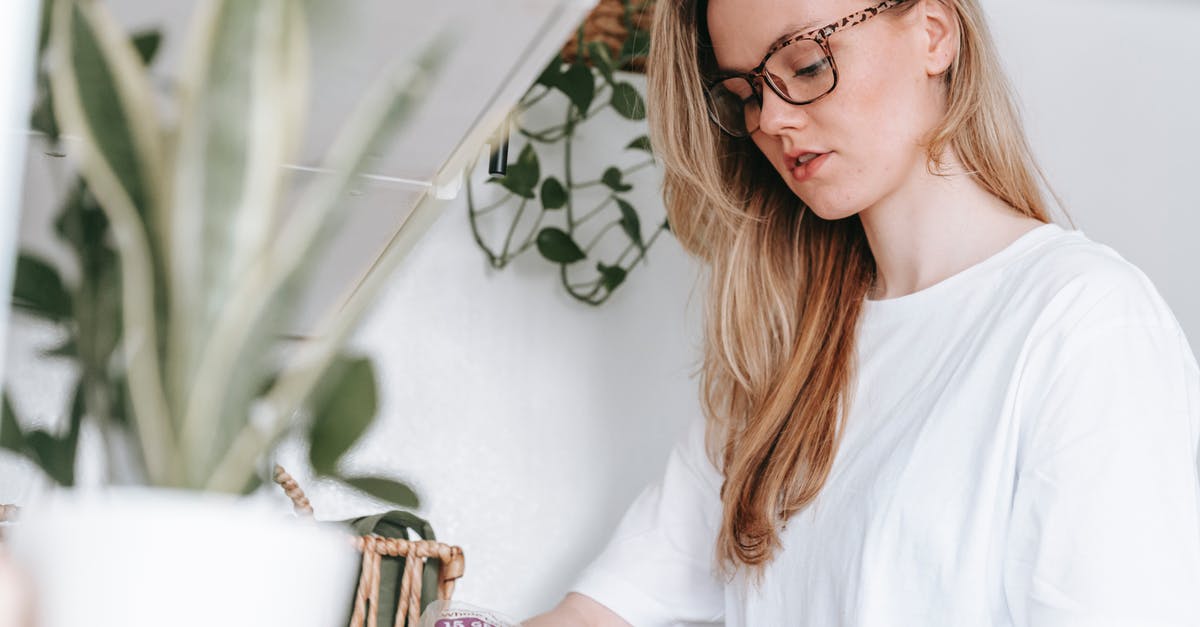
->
[619,28,651,63]
[601,167,633,192]
[37,0,54,58]
[536,227,586,264]
[130,29,161,65]
[540,176,567,210]
[558,62,595,114]
[616,198,644,251]
[597,262,627,291]
[536,54,563,88]
[342,476,420,509]
[51,0,177,482]
[1,394,26,454]
[610,82,646,120]
[169,0,309,452]
[26,430,76,486]
[42,336,77,359]
[307,356,378,476]
[586,41,615,83]
[499,143,540,199]
[625,135,652,153]
[12,253,72,322]
[53,0,163,229]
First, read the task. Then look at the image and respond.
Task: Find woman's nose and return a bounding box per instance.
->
[754,86,810,136]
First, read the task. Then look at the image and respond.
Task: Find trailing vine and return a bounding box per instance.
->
[466,9,670,306]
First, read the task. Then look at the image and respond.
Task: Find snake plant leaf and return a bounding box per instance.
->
[341,476,420,509]
[12,253,72,322]
[559,62,595,115]
[307,356,377,476]
[536,227,586,264]
[202,39,448,493]
[500,143,540,199]
[49,0,176,485]
[615,197,644,251]
[540,176,567,210]
[610,81,646,120]
[171,0,309,479]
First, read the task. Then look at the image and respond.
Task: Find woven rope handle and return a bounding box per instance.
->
[273,464,314,516]
[273,465,466,627]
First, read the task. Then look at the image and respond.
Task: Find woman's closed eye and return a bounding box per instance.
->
[794,59,831,78]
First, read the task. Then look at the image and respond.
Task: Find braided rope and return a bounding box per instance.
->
[274,466,465,626]
[272,465,314,517]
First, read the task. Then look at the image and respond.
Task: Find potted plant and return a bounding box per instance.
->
[2,1,443,624]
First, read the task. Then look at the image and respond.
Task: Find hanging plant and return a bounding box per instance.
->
[466,0,670,306]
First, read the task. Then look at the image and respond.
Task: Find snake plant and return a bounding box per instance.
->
[2,0,443,505]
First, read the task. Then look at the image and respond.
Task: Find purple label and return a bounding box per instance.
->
[434,618,500,627]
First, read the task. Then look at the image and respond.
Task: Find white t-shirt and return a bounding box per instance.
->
[571,222,1200,626]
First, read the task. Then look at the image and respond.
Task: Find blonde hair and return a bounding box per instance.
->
[646,0,1062,576]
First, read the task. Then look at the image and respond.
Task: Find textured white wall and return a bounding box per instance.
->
[3,0,1199,622]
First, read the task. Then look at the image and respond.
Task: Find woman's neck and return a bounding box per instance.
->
[857,153,1045,301]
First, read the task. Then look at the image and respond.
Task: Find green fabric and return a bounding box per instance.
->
[337,510,441,627]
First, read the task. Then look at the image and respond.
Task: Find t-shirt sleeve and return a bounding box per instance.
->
[569,417,726,627]
[1004,311,1200,626]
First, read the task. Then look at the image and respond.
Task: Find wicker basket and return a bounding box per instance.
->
[274,466,465,627]
[560,0,656,73]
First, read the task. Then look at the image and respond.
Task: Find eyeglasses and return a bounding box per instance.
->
[704,0,911,138]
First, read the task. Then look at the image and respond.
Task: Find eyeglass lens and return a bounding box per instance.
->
[707,38,835,137]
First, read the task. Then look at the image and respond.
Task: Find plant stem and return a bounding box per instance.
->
[465,174,500,267]
[563,106,576,229]
[500,197,528,260]
[583,220,620,255]
[573,158,656,189]
[576,196,614,226]
[514,208,548,256]
[518,85,553,110]
[518,124,568,143]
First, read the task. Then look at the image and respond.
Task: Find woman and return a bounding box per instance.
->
[528,0,1200,624]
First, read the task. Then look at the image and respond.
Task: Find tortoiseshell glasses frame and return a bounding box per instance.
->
[704,0,913,137]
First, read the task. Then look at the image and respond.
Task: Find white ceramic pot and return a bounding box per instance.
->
[8,487,359,627]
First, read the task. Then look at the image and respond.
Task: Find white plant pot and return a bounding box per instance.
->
[8,487,359,627]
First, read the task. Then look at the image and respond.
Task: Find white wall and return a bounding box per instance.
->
[3,0,1199,622]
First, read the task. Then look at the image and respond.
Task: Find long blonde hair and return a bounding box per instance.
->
[646,0,1060,576]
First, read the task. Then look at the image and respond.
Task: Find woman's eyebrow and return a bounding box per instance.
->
[713,19,823,75]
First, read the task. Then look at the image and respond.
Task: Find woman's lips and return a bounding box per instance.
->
[790,152,831,183]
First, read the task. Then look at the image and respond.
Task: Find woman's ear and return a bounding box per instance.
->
[921,0,959,77]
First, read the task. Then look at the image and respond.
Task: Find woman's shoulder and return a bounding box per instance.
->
[1009,225,1181,332]
[1004,226,1193,364]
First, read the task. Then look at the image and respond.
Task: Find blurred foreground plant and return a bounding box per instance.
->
[2,0,441,506]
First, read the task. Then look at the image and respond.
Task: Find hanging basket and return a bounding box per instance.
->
[560,0,656,73]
